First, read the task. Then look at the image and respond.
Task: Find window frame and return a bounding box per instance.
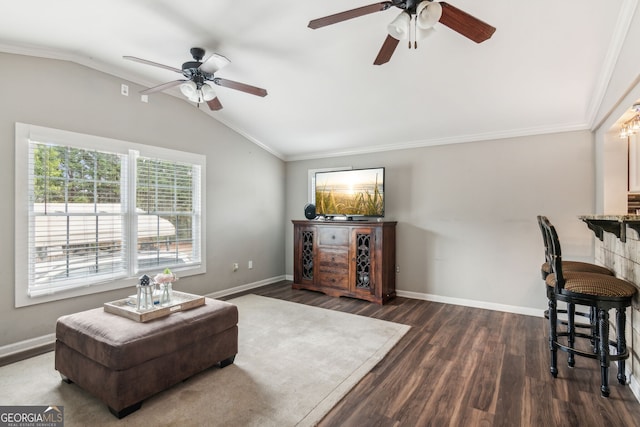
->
[15,123,206,307]
[307,166,352,204]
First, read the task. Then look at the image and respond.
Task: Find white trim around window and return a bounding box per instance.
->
[14,123,207,307]
[307,166,351,204]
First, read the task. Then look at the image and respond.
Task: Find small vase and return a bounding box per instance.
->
[138,285,154,310]
[136,284,143,310]
[160,282,173,306]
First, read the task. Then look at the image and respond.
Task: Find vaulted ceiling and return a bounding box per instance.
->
[0,0,633,160]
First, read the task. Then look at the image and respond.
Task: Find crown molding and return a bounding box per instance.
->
[284,122,591,161]
[587,0,639,128]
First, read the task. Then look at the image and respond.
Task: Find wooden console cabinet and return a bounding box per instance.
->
[292,220,396,304]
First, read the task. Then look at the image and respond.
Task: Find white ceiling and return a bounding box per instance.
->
[0,0,633,160]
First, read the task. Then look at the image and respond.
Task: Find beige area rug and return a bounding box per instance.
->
[0,294,410,426]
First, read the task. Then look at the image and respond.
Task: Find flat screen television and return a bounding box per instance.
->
[314,167,385,218]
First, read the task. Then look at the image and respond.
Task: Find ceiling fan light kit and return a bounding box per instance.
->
[388,2,441,41]
[179,81,216,103]
[388,2,440,48]
[388,11,411,40]
[124,47,267,111]
[417,1,442,28]
[179,80,197,99]
[308,0,496,65]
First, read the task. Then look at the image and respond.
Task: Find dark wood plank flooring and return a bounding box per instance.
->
[226,281,640,427]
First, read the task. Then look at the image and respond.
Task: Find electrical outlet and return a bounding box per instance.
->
[233,263,239,272]
[141,94,148,103]
[248,260,253,270]
[396,265,400,273]
[121,84,129,96]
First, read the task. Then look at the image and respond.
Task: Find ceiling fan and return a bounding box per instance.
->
[123,47,267,111]
[308,0,496,65]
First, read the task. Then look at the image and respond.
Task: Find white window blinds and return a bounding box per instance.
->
[135,156,202,272]
[28,143,128,296]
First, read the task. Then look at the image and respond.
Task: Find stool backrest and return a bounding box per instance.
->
[540,216,566,291]
[537,215,552,266]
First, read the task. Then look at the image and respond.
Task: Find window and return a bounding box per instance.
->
[15,123,206,307]
[307,166,351,203]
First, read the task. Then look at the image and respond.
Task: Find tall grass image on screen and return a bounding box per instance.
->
[315,167,384,218]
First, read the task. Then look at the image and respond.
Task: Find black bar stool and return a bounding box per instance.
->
[540,217,636,397]
[537,215,613,351]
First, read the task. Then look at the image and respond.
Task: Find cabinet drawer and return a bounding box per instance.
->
[318,249,349,272]
[318,249,349,289]
[318,272,349,289]
[318,227,349,246]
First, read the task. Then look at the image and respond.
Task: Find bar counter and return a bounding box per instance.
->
[579,214,640,400]
[579,214,640,242]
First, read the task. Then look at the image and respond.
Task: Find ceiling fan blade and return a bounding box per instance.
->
[438,2,496,43]
[308,2,393,29]
[373,35,400,65]
[213,78,268,97]
[140,80,186,95]
[207,97,223,111]
[123,56,183,74]
[199,53,231,74]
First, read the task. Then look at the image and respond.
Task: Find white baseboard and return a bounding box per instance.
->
[0,333,55,359]
[395,290,545,318]
[204,275,287,299]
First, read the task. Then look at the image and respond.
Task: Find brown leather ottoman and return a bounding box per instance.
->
[55,297,238,418]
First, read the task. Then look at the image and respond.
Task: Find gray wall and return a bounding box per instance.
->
[0,53,285,346]
[286,131,596,312]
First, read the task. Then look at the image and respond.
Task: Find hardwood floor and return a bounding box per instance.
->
[227,281,640,427]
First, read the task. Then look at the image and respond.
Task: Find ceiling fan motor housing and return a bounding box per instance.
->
[400,0,423,14]
[182,47,215,82]
[190,47,205,61]
[181,66,214,83]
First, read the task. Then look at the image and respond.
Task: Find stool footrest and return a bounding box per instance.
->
[554,336,629,361]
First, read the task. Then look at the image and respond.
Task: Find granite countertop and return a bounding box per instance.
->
[579,215,640,221]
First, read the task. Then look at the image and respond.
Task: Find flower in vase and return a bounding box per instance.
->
[154,268,178,285]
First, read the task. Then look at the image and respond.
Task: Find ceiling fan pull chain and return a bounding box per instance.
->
[416,15,419,49]
[410,15,415,49]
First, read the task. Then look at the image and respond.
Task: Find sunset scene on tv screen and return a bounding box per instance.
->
[315,169,384,216]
